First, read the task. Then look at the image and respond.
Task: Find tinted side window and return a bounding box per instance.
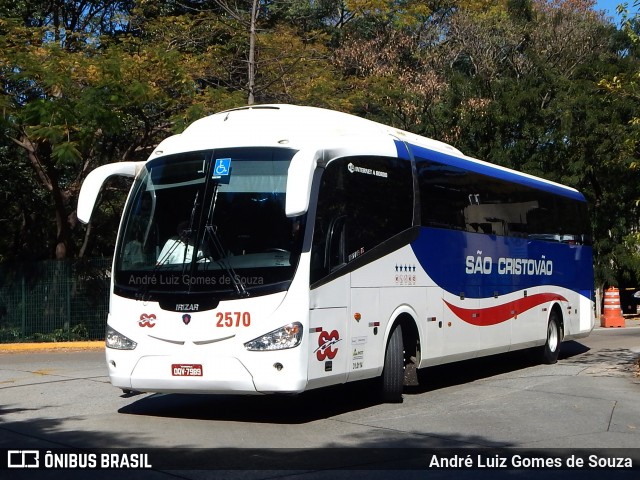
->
[311,156,413,283]
[417,158,590,243]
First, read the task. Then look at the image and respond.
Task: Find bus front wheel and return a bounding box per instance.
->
[380,324,404,403]
[541,311,561,364]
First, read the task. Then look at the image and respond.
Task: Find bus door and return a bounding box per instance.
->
[307,216,350,389]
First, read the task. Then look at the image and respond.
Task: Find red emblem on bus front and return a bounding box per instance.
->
[315,330,341,361]
[182,314,191,325]
[139,313,156,328]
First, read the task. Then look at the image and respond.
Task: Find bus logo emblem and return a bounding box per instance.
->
[139,313,156,328]
[315,330,341,361]
[176,303,199,311]
[182,314,191,325]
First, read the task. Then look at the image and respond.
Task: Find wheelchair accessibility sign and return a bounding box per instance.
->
[213,158,231,178]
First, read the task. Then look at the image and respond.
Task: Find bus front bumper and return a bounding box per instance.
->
[108,353,307,395]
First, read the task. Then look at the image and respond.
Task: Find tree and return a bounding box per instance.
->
[0,2,200,259]
[596,0,640,288]
[2,0,640,288]
[442,0,640,291]
[333,0,640,291]
[0,1,340,261]
[330,1,457,128]
[0,3,137,259]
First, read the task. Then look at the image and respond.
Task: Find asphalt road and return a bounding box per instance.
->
[1,325,639,480]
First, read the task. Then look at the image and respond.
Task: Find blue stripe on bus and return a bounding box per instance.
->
[407,143,587,202]
[410,227,594,298]
[394,140,412,161]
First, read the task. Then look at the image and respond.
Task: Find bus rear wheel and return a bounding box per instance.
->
[541,311,561,364]
[380,324,404,403]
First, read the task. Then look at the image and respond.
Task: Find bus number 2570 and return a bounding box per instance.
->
[216,312,251,327]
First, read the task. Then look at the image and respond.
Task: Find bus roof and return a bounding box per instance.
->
[149,104,585,202]
[151,104,460,156]
[408,143,586,202]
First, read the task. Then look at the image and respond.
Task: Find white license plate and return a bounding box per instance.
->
[171,364,203,376]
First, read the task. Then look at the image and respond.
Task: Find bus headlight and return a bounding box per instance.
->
[244,322,303,351]
[106,326,137,350]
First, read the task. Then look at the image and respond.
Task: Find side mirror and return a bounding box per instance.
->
[285,150,320,217]
[77,162,142,224]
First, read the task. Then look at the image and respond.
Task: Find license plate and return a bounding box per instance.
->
[171,364,203,376]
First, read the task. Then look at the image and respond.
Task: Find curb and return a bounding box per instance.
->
[2,319,638,353]
[0,341,104,353]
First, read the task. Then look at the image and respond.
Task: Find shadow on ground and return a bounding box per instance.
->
[118,342,598,424]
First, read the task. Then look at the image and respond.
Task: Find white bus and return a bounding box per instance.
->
[78,104,594,402]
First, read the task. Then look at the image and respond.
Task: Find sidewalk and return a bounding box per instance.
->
[0,340,104,353]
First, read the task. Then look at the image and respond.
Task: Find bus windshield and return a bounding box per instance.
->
[113,147,304,301]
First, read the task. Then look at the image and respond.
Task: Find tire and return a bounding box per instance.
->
[380,324,404,403]
[541,311,561,364]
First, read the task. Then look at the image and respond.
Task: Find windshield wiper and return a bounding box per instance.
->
[135,188,201,303]
[203,224,248,298]
[200,162,248,298]
[183,190,200,269]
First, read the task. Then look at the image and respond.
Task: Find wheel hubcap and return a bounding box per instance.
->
[548,322,558,352]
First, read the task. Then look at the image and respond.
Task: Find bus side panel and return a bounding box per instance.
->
[411,227,594,359]
[420,286,444,367]
[347,287,382,382]
[508,289,547,350]
[439,291,480,361]
[347,286,427,382]
[348,244,430,375]
[307,307,348,389]
[577,290,595,336]
[307,274,349,390]
[310,243,432,385]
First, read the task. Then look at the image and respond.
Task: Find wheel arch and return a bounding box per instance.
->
[384,307,421,386]
[539,301,564,364]
[549,302,565,341]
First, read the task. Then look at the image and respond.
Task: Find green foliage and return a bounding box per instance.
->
[0,323,90,343]
[1,0,640,290]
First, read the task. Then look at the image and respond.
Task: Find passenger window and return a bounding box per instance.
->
[311,156,413,284]
[416,157,591,244]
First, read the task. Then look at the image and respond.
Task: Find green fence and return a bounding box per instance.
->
[0,258,111,343]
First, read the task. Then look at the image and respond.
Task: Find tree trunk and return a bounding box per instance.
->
[14,134,74,259]
[247,0,259,105]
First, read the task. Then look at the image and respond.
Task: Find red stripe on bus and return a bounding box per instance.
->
[444,293,567,326]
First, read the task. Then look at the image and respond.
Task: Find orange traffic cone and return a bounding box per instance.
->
[601,287,625,328]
